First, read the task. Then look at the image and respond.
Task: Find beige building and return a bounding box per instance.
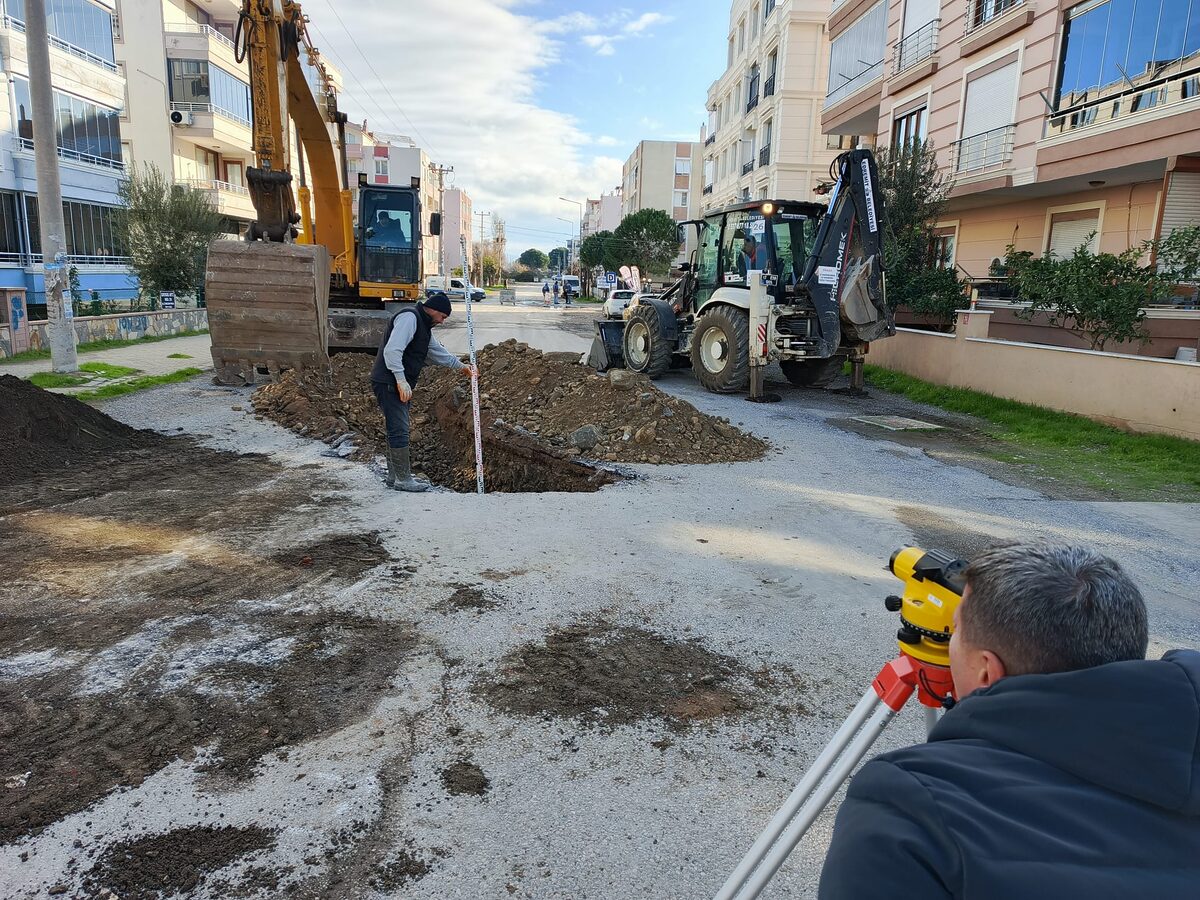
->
[703,0,841,211]
[621,140,702,223]
[441,187,472,274]
[821,0,1200,277]
[582,190,622,237]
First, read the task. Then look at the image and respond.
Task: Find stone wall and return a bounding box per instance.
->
[0,309,208,358]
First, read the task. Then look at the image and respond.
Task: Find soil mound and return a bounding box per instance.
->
[251,341,767,491]
[0,373,165,486]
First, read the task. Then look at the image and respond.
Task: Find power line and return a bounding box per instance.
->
[306,21,405,138]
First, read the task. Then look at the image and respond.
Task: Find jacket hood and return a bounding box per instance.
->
[930,649,1200,814]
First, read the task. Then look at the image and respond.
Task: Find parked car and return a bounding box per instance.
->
[424,275,484,302]
[602,289,638,319]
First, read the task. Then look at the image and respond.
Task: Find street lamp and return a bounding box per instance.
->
[558,196,584,287]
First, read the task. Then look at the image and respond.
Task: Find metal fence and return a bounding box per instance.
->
[893,20,939,74]
[952,124,1015,173]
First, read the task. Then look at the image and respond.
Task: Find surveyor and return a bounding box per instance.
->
[369,292,476,492]
[818,543,1200,899]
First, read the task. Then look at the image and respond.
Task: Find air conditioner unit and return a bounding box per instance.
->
[169,110,193,127]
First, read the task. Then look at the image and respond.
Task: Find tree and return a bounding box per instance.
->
[548,247,569,271]
[518,248,549,270]
[113,163,225,302]
[580,230,620,272]
[612,208,680,275]
[480,254,500,286]
[875,140,965,323]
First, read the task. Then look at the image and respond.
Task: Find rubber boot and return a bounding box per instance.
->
[384,447,398,487]
[390,447,429,493]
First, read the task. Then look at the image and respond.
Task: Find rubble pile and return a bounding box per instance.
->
[252,341,767,491]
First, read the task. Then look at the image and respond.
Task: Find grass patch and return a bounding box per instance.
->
[0,329,209,365]
[79,361,140,379]
[166,352,193,359]
[75,368,204,403]
[864,364,1200,497]
[27,371,90,388]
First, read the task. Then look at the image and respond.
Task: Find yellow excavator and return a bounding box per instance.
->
[206,0,438,384]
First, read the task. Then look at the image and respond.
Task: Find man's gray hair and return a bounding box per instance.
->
[962,543,1148,676]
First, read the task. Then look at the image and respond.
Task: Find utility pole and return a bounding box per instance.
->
[26,0,76,372]
[429,162,453,278]
[475,210,491,286]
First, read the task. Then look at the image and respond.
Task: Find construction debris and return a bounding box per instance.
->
[251,341,767,492]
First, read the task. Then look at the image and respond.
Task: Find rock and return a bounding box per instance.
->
[713,422,739,439]
[530,376,542,386]
[608,369,636,390]
[570,425,602,451]
[634,424,657,445]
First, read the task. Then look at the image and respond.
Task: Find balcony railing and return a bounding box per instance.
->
[165,22,236,51]
[764,74,776,97]
[705,132,717,146]
[4,253,133,267]
[186,178,250,196]
[893,20,939,74]
[741,160,756,176]
[170,101,252,129]
[15,137,124,173]
[1,15,119,72]
[746,77,760,113]
[759,145,771,167]
[703,184,714,195]
[965,0,1022,34]
[952,124,1015,173]
[1046,66,1200,138]
[824,60,884,108]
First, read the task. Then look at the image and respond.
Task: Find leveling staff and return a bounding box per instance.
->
[819,544,1200,899]
[370,292,476,492]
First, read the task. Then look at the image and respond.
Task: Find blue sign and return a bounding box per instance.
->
[603,272,617,285]
[160,291,176,310]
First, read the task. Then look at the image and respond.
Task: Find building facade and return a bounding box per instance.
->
[368,134,440,279]
[581,190,621,237]
[0,0,135,309]
[441,187,472,274]
[621,140,702,223]
[703,0,841,211]
[821,0,1200,277]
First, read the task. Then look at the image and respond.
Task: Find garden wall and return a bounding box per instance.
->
[0,308,208,358]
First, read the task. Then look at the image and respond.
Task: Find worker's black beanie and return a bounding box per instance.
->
[425,292,452,316]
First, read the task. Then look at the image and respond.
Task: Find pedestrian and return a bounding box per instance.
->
[542,281,551,305]
[369,292,476,492]
[553,280,560,306]
[819,542,1200,900]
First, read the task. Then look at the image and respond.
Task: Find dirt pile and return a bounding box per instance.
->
[251,342,767,491]
[0,374,167,486]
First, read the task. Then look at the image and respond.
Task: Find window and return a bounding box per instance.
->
[0,191,21,257]
[167,60,251,124]
[195,147,216,181]
[747,63,761,109]
[892,106,927,147]
[728,36,735,67]
[765,0,777,16]
[25,197,123,258]
[825,2,888,107]
[721,208,765,285]
[1056,0,1200,111]
[1047,209,1100,257]
[958,60,1018,171]
[752,5,760,37]
[675,157,692,176]
[738,19,746,53]
[827,133,862,150]
[375,157,389,178]
[225,161,245,188]
[13,77,122,166]
[969,0,1020,32]
[674,190,690,209]
[932,227,956,269]
[5,0,117,66]
[703,159,714,187]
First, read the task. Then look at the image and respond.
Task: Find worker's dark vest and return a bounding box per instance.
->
[370,306,432,387]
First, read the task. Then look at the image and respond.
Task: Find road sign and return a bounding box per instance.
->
[160,291,176,310]
[603,272,617,285]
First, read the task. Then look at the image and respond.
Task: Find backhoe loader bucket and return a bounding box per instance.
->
[205,240,331,385]
[588,319,626,371]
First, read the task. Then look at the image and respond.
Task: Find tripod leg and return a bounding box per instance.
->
[714,687,883,900]
[732,702,900,899]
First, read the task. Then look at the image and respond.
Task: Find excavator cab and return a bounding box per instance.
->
[358,186,421,300]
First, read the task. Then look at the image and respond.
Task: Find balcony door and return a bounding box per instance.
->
[898,0,939,70]
[959,60,1018,171]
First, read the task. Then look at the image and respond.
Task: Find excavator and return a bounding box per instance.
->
[205,0,438,384]
[589,148,894,395]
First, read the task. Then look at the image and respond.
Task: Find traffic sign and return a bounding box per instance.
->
[160,291,176,309]
[603,272,617,285]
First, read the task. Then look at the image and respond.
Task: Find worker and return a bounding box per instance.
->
[738,233,768,281]
[369,292,476,492]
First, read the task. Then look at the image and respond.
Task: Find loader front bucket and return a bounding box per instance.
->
[588,319,626,371]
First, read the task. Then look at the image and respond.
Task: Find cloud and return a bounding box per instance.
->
[304,0,624,255]
[578,9,673,56]
[594,135,620,147]
[624,12,671,34]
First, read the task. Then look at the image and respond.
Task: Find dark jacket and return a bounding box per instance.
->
[819,650,1200,900]
[370,306,432,387]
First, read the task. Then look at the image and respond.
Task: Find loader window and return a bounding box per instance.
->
[694,220,720,307]
[772,215,819,286]
[361,189,417,284]
[721,210,766,287]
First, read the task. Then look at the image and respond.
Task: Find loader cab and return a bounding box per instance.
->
[359,186,421,300]
[690,200,825,309]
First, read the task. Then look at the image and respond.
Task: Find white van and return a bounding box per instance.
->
[424,275,483,302]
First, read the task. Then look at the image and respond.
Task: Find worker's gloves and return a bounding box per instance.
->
[395,379,413,403]
[460,364,478,379]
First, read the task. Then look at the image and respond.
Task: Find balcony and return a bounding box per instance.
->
[703,184,714,195]
[960,0,1031,57]
[164,21,241,71]
[1045,67,1200,140]
[705,132,717,146]
[170,102,252,156]
[742,160,755,176]
[763,74,776,97]
[965,0,1022,34]
[184,178,255,219]
[14,137,123,173]
[952,124,1015,174]
[893,20,938,75]
[824,61,883,109]
[759,145,771,167]
[0,14,118,72]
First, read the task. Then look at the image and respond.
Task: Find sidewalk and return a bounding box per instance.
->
[1,333,213,391]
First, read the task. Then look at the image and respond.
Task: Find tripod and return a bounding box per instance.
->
[715,547,965,900]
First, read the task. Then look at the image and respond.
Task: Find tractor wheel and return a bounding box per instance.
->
[781,354,846,389]
[623,304,674,378]
[690,305,749,393]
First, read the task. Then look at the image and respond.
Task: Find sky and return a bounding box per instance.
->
[302,0,732,258]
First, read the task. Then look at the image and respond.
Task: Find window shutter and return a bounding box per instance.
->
[962,61,1018,139]
[1161,172,1200,236]
[902,0,939,37]
[1048,212,1100,257]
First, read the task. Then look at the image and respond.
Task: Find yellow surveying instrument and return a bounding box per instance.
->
[715,548,966,900]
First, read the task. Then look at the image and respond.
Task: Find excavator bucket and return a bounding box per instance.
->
[205,240,331,385]
[588,319,626,371]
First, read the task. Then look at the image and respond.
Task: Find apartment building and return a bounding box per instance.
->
[581,190,621,238]
[703,0,841,211]
[621,140,702,223]
[821,0,1200,277]
[0,0,135,307]
[441,187,472,274]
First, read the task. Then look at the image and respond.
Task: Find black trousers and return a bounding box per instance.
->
[371,380,410,449]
